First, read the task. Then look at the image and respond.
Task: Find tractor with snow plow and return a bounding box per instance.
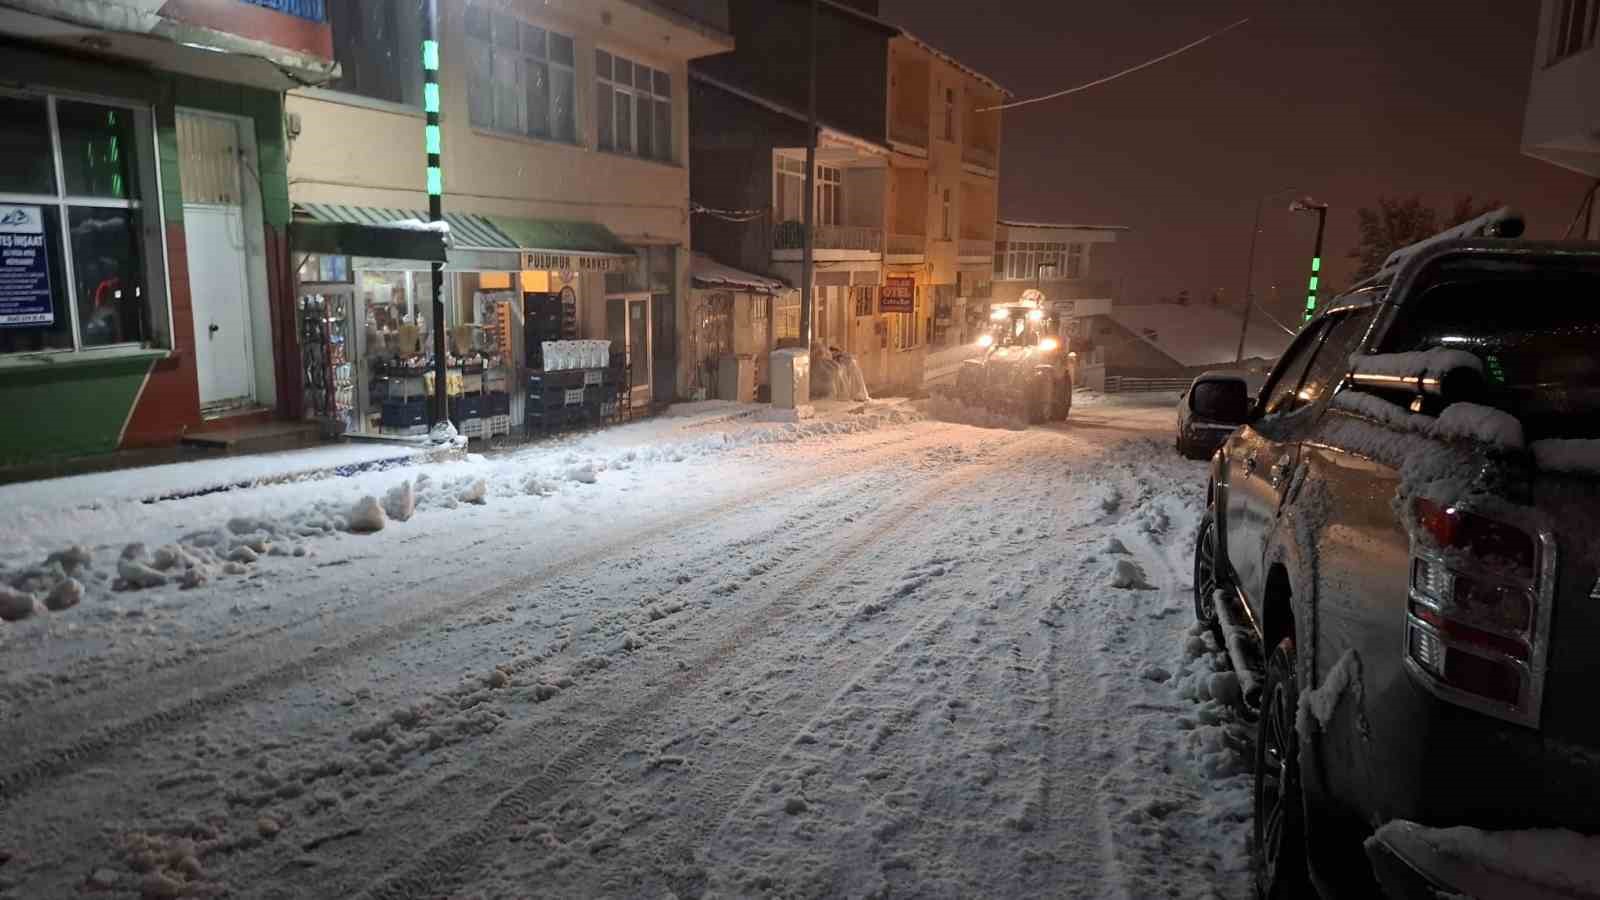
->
[945,291,1075,423]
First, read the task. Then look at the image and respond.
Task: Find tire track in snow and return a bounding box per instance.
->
[0,425,967,808]
[353,430,1052,900]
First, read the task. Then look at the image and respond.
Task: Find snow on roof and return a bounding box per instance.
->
[998,220,1132,232]
[691,253,790,294]
[1108,302,1292,369]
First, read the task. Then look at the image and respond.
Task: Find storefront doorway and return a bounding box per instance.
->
[607,293,651,408]
[176,110,272,416]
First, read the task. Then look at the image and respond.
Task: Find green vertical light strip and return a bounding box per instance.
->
[427,166,443,196]
[424,83,440,114]
[1303,256,1323,323]
[1311,256,1322,273]
[426,124,441,154]
[423,39,439,72]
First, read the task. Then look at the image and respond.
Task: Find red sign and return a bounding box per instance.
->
[880,277,915,313]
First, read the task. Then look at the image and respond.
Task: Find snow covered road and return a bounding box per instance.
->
[0,397,1254,899]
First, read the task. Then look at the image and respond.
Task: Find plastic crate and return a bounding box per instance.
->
[459,417,485,439]
[381,399,427,428]
[486,414,511,436]
[485,391,511,416]
[449,395,483,420]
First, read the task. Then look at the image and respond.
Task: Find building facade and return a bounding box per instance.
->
[285,0,731,432]
[1522,0,1600,238]
[0,0,338,468]
[689,0,1004,396]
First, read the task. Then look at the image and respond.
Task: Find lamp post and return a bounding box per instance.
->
[799,0,817,350]
[1234,187,1299,363]
[1290,198,1329,323]
[422,0,448,427]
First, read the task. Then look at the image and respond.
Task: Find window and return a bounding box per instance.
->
[941,189,952,240]
[325,0,423,106]
[1067,243,1085,278]
[773,159,839,226]
[1550,0,1600,63]
[1298,307,1374,405]
[852,285,876,317]
[0,92,165,355]
[818,165,841,227]
[888,299,921,351]
[774,156,805,223]
[1257,318,1332,418]
[464,4,575,143]
[597,50,673,161]
[944,88,955,141]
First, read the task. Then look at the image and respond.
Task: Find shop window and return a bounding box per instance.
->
[0,92,166,355]
[597,50,673,161]
[325,0,423,106]
[465,3,577,143]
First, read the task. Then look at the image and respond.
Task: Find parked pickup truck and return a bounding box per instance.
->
[1190,209,1600,899]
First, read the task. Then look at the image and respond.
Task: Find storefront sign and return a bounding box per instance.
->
[522,252,626,273]
[880,276,915,313]
[0,204,53,327]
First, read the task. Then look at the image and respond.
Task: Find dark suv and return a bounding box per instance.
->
[1190,216,1600,898]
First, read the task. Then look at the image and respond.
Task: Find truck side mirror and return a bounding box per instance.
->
[1191,380,1251,425]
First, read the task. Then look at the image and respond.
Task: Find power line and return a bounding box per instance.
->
[977,18,1251,113]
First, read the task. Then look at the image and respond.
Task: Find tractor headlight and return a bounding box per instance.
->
[990,309,1008,321]
[1039,336,1060,352]
[976,334,994,348]
[1027,309,1045,321]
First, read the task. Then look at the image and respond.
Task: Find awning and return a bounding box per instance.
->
[690,252,790,294]
[293,203,519,252]
[289,217,447,263]
[486,216,635,257]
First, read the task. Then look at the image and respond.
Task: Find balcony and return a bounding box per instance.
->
[887,232,927,260]
[958,237,993,261]
[890,119,929,152]
[962,143,998,172]
[772,222,883,259]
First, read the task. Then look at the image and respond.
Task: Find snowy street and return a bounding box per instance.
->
[0,397,1253,900]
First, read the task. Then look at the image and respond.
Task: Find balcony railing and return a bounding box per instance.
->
[890,118,929,149]
[962,143,998,170]
[958,237,993,259]
[773,222,883,253]
[887,233,926,256]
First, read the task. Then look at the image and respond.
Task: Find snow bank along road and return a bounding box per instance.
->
[0,397,1254,899]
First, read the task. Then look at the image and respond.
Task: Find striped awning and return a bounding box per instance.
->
[294,203,517,251]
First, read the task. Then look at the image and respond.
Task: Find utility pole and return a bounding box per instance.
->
[799,0,817,350]
[422,0,449,427]
[1233,200,1264,364]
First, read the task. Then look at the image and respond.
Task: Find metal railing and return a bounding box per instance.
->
[957,237,993,259]
[773,222,883,253]
[1103,375,1191,394]
[887,232,926,256]
[962,143,998,170]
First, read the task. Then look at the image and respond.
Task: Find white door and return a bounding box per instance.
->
[177,112,255,411]
[186,205,253,408]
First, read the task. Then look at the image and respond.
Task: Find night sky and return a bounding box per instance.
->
[880,0,1591,322]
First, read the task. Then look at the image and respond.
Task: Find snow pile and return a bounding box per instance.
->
[1429,402,1523,449]
[809,347,871,402]
[1351,348,1484,379]
[1369,820,1600,898]
[1297,649,1363,739]
[924,392,1027,430]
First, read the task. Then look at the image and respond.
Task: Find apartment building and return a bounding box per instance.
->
[689,0,1005,395]
[1522,0,1600,237]
[285,0,731,434]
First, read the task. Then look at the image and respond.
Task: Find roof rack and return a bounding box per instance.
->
[1345,206,1524,295]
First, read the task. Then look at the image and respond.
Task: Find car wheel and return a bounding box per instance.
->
[1192,511,1224,636]
[1254,637,1311,900]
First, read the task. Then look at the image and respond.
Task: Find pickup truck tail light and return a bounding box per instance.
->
[1405,499,1545,722]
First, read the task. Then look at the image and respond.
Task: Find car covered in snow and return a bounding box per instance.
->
[1190,209,1600,898]
[949,291,1074,423]
[1176,371,1254,459]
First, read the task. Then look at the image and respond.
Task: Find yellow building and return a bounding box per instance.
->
[284,0,730,434]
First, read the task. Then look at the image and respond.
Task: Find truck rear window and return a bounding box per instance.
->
[1381,265,1600,439]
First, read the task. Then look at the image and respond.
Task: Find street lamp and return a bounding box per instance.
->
[1234,187,1299,363]
[1290,198,1329,323]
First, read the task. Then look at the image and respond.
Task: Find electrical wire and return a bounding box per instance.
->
[691,201,768,223]
[977,18,1251,112]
